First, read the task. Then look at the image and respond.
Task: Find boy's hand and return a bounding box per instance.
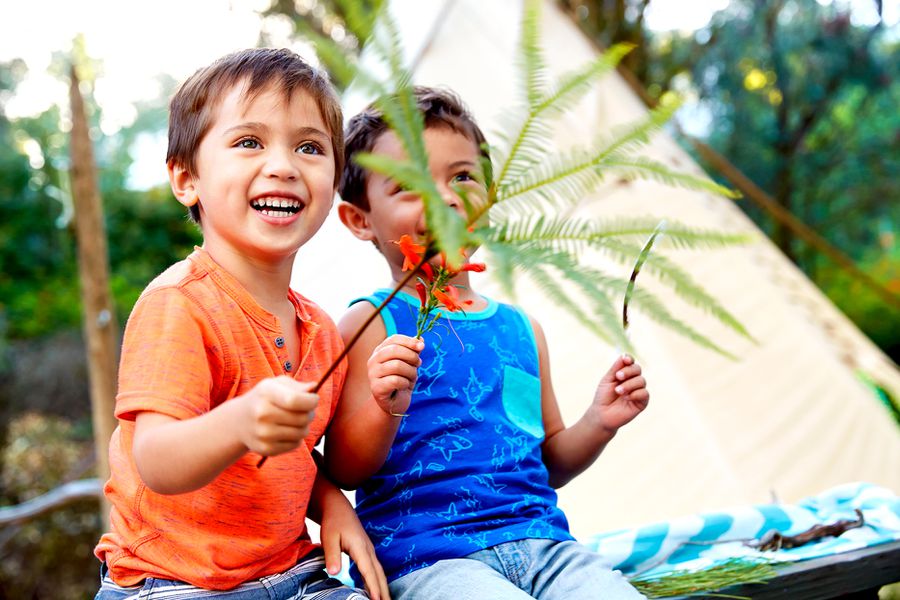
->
[238,376,319,457]
[367,335,424,416]
[591,354,649,435]
[320,495,390,600]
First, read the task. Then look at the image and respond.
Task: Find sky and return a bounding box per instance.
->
[1,0,895,187]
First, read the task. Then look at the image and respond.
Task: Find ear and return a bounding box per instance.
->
[168,161,199,208]
[337,201,376,242]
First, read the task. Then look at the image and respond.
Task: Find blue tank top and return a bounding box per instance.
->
[350,290,572,584]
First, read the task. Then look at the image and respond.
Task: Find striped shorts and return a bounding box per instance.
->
[95,550,368,599]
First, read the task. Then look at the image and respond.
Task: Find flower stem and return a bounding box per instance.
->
[257,251,434,468]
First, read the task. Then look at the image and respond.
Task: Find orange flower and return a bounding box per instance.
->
[432,285,473,312]
[460,262,486,273]
[420,262,434,280]
[394,235,426,272]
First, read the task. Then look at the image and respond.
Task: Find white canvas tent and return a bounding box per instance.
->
[293,0,900,538]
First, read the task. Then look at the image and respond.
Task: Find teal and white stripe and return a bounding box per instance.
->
[582,482,900,577]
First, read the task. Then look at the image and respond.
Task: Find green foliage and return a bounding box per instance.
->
[0,413,100,600]
[480,0,750,354]
[0,59,199,341]
[261,0,384,91]
[567,0,900,362]
[818,244,900,362]
[630,557,780,598]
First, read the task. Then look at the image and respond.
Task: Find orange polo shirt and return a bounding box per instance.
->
[95,248,346,590]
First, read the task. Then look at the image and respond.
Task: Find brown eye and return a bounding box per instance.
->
[298,142,324,155]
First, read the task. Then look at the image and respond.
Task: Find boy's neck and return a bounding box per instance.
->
[394,270,488,312]
[203,244,295,313]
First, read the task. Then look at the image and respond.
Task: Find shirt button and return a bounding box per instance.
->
[284,361,293,372]
[275,336,285,348]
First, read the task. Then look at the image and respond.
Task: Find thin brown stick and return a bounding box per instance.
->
[257,252,433,467]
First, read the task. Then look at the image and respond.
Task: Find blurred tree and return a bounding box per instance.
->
[0,54,198,598]
[0,61,199,342]
[261,0,384,89]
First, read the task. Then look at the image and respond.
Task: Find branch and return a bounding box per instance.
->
[0,479,102,525]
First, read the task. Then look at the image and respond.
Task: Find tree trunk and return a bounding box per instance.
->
[68,66,119,529]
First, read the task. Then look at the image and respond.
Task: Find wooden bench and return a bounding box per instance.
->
[675,540,900,599]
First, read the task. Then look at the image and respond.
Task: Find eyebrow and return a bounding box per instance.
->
[222,123,330,140]
[447,160,477,170]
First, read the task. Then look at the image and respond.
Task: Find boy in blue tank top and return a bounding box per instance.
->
[325,87,649,599]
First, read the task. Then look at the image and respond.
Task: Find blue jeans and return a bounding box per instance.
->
[389,539,645,600]
[95,549,368,599]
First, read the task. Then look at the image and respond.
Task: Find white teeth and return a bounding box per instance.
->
[251,197,302,209]
[251,197,305,219]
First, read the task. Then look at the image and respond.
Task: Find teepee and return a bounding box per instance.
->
[293,0,900,537]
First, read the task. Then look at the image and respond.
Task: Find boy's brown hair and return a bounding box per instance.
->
[166,48,344,223]
[339,86,491,210]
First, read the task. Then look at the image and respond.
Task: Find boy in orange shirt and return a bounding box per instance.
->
[94,48,417,600]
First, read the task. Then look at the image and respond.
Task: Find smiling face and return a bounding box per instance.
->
[169,80,336,271]
[339,125,487,282]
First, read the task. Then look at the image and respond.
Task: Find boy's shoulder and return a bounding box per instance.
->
[144,251,206,292]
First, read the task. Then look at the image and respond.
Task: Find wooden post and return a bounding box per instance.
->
[68,65,119,527]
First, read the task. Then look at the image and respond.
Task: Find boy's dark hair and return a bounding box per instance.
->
[339,86,490,210]
[167,48,344,223]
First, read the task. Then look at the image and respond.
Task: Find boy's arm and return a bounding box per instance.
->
[307,457,389,600]
[324,302,422,489]
[532,316,649,488]
[133,376,319,494]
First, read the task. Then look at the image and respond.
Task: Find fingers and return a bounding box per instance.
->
[353,542,389,600]
[612,357,641,384]
[368,335,424,407]
[614,375,647,397]
[244,377,320,456]
[370,336,424,370]
[267,377,319,414]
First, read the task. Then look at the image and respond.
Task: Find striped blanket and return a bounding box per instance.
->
[582,482,900,578]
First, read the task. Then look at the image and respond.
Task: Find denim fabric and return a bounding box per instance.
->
[95,550,368,600]
[389,539,645,600]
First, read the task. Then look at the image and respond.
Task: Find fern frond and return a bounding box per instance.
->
[623,221,666,330]
[517,0,548,108]
[602,238,755,342]
[627,286,737,358]
[299,23,361,90]
[490,111,555,193]
[494,102,682,213]
[488,216,751,254]
[588,99,680,164]
[515,255,620,347]
[333,0,383,46]
[602,155,741,199]
[354,152,469,261]
[484,241,631,349]
[535,42,633,118]
[345,11,471,262]
[538,250,631,350]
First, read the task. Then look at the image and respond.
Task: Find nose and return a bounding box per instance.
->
[440,187,463,211]
[263,147,299,180]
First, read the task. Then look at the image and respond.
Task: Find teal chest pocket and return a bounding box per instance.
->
[501,365,544,438]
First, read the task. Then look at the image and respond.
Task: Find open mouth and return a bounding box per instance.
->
[250,197,304,217]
